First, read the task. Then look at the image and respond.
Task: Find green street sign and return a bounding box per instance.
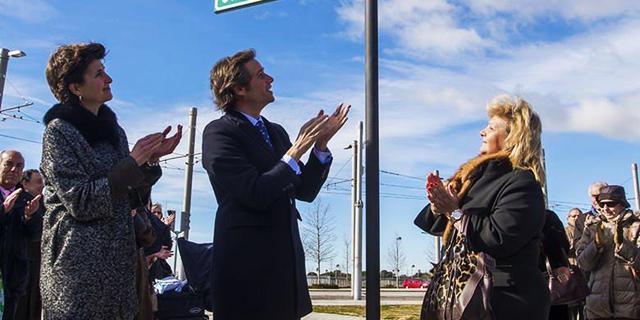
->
[214,0,275,13]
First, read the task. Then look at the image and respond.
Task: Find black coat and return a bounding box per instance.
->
[540,210,570,270]
[202,110,331,320]
[0,188,43,297]
[415,159,550,320]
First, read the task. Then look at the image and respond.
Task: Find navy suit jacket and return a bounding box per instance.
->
[202,110,331,320]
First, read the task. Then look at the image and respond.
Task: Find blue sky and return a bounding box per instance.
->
[1,0,639,276]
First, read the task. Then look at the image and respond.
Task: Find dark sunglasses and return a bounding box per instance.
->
[599,201,619,208]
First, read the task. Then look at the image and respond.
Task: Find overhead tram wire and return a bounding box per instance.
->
[1,112,41,123]
[0,130,592,206]
[0,133,41,144]
[326,154,353,182]
[6,78,31,104]
[380,170,424,181]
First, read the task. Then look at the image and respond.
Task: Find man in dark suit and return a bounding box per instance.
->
[15,169,45,320]
[0,151,43,320]
[202,49,349,320]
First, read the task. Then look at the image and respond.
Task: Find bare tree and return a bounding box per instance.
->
[343,234,351,280]
[386,234,406,288]
[302,199,335,285]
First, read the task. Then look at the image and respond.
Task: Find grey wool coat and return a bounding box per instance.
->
[39,104,161,320]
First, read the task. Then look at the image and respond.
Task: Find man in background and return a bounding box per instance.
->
[15,169,45,320]
[0,151,42,320]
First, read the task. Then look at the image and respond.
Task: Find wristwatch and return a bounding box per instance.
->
[450,209,463,221]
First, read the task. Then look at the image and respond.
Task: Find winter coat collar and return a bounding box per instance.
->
[448,151,512,199]
[43,103,119,147]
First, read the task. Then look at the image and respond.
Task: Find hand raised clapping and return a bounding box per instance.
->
[426,172,459,216]
[3,188,22,213]
[130,125,183,165]
[287,103,351,161]
[315,103,350,151]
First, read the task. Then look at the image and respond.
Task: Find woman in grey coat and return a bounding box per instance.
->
[40,43,181,319]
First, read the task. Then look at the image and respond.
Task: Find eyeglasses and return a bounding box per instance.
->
[598,201,620,208]
[568,215,579,219]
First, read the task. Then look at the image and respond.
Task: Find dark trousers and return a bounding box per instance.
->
[3,296,19,320]
[14,259,42,320]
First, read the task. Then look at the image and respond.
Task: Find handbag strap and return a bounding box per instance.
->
[545,256,553,275]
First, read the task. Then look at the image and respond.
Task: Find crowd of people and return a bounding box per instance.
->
[1,148,179,320]
[415,95,640,320]
[2,42,351,320]
[1,40,638,320]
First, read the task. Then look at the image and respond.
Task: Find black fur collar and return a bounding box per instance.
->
[43,103,120,147]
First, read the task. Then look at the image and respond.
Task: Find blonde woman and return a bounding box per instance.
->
[415,95,549,319]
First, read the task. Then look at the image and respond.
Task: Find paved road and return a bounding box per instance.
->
[302,312,363,319]
[310,288,425,306]
[206,289,424,318]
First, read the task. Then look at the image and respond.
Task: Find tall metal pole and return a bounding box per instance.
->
[354,121,363,300]
[0,49,10,111]
[181,107,197,240]
[365,0,380,318]
[176,107,197,280]
[632,163,640,212]
[350,138,358,293]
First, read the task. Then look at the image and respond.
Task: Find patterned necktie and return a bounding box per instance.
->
[255,120,273,149]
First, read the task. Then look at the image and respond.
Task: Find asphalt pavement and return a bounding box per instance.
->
[206,288,424,319]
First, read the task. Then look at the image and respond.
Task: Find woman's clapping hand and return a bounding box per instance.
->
[130,125,183,165]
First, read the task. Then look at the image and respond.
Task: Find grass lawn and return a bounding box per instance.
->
[313,305,421,319]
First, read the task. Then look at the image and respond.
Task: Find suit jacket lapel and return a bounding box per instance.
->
[225,110,277,159]
[262,117,286,157]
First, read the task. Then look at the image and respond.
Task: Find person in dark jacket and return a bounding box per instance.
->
[146,203,174,280]
[0,151,43,320]
[40,42,182,319]
[202,49,349,320]
[415,95,549,320]
[540,209,572,320]
[14,169,45,320]
[577,185,640,320]
[132,205,156,320]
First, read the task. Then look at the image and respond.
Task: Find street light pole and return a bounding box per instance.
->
[0,48,26,111]
[395,236,401,288]
[365,0,380,318]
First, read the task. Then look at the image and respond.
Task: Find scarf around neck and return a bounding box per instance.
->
[43,103,120,147]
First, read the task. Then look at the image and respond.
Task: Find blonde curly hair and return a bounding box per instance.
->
[487,94,545,190]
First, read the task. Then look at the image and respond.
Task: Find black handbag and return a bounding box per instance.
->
[421,219,495,320]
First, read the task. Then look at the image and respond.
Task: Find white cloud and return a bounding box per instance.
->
[465,0,640,21]
[566,96,640,140]
[336,0,489,58]
[334,1,640,145]
[0,0,56,22]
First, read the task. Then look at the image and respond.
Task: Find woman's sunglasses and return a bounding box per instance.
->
[598,201,620,208]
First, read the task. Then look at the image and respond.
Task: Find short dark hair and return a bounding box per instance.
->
[21,169,40,183]
[209,49,256,112]
[45,43,107,105]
